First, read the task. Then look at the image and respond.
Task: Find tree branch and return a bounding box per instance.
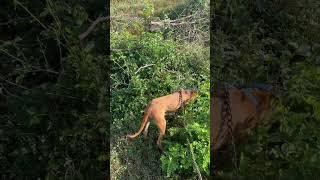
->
[79,16,109,40]
[135,64,155,74]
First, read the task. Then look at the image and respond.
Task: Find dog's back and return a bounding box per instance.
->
[211,85,274,172]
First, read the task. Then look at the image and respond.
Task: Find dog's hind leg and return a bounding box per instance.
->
[143,122,150,138]
[154,116,166,151]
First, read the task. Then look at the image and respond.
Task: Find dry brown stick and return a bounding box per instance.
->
[170,21,197,26]
[79,16,109,40]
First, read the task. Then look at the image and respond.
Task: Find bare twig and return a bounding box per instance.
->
[134,64,155,74]
[47,0,64,72]
[37,37,49,69]
[169,15,194,22]
[0,49,24,63]
[0,75,29,90]
[79,16,109,40]
[15,68,59,74]
[150,20,197,28]
[148,10,209,43]
[0,49,59,75]
[15,0,48,31]
[0,84,24,100]
[0,75,82,101]
[170,21,197,26]
[187,138,203,180]
[0,17,32,26]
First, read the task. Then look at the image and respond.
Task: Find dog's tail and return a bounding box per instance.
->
[126,106,151,139]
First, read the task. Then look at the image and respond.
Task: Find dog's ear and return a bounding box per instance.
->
[192,86,199,93]
[191,89,198,95]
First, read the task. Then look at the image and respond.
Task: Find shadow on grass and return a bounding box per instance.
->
[111,121,166,179]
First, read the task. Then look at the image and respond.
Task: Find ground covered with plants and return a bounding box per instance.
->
[211,0,320,178]
[111,0,210,179]
[1,0,108,179]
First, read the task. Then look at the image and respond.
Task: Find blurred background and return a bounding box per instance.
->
[0,0,109,179]
[211,0,320,178]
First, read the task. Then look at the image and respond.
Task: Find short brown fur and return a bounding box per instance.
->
[127,90,198,150]
[211,87,273,151]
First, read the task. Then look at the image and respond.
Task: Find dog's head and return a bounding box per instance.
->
[183,89,198,102]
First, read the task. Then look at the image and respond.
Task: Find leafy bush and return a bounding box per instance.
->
[236,64,320,179]
[160,81,210,177]
[111,31,209,178]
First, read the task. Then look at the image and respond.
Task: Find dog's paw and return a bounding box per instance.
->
[157,145,164,153]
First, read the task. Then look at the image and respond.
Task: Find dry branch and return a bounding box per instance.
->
[135,64,155,74]
[148,11,209,43]
[79,16,109,40]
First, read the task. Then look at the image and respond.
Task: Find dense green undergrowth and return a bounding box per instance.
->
[160,81,210,177]
[224,64,320,179]
[111,30,209,178]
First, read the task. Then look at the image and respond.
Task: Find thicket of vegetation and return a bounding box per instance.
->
[111,0,210,179]
[1,0,108,179]
[211,0,320,178]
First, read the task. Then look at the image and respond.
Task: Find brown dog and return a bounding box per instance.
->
[211,86,274,151]
[127,90,198,150]
[210,86,274,172]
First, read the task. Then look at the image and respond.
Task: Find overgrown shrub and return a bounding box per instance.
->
[111,31,209,178]
[160,81,210,177]
[233,64,320,179]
